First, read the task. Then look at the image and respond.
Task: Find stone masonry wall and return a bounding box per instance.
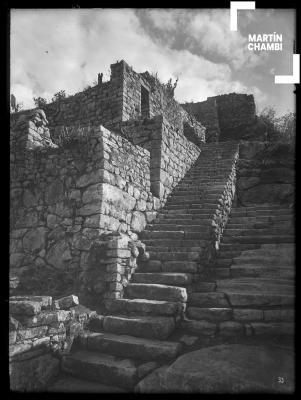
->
[10,61,125,133]
[108,115,201,199]
[182,98,221,143]
[236,141,295,206]
[11,60,205,149]
[10,112,160,301]
[9,295,96,391]
[182,93,267,142]
[121,64,206,144]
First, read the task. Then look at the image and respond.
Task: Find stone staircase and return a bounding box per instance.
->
[49,142,240,391]
[48,144,294,392]
[184,203,295,338]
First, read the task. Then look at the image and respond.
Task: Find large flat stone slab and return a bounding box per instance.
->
[126,283,187,302]
[103,315,176,340]
[105,298,183,317]
[62,350,138,389]
[135,344,294,393]
[84,331,181,361]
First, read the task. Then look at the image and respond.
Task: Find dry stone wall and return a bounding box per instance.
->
[182,98,220,143]
[10,111,162,300]
[237,141,295,205]
[10,106,201,302]
[182,93,266,142]
[9,295,95,391]
[108,115,201,199]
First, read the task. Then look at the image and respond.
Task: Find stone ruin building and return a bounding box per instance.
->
[10,60,295,392]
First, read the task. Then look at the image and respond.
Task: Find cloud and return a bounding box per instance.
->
[187,10,264,70]
[11,9,243,109]
[10,8,279,114]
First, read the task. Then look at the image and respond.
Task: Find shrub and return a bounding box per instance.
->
[33,96,48,109]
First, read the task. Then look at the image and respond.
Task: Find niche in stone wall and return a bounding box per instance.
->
[141,85,150,118]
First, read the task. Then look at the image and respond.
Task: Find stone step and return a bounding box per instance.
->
[223,228,294,237]
[216,279,294,294]
[158,212,213,218]
[223,292,294,307]
[187,307,233,322]
[222,235,294,244]
[232,204,293,210]
[132,272,193,286]
[219,243,261,251]
[140,231,185,240]
[180,319,217,337]
[230,210,292,217]
[162,208,219,216]
[229,215,293,224]
[81,331,181,361]
[143,240,206,248]
[249,322,294,336]
[102,315,176,340]
[262,309,295,322]
[153,218,212,226]
[144,245,203,253]
[164,204,219,210]
[173,187,224,192]
[139,260,199,273]
[209,268,231,279]
[189,292,230,307]
[232,256,295,266]
[47,375,127,393]
[192,281,217,292]
[230,265,295,279]
[226,222,294,230]
[147,250,200,262]
[148,224,211,233]
[126,283,187,302]
[214,258,233,268]
[216,250,242,259]
[104,298,184,317]
[61,350,145,389]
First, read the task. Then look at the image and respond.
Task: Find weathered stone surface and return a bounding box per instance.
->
[260,167,294,184]
[10,353,59,391]
[218,321,244,336]
[233,309,263,321]
[62,350,139,389]
[189,293,229,308]
[23,227,47,252]
[55,295,79,309]
[85,331,181,361]
[179,334,198,346]
[181,319,217,336]
[250,322,294,336]
[135,344,294,393]
[187,307,232,322]
[103,315,176,340]
[126,283,187,302]
[131,211,146,232]
[47,376,126,393]
[105,298,182,317]
[46,239,72,269]
[10,300,42,316]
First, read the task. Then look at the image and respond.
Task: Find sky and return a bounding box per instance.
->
[11,8,296,116]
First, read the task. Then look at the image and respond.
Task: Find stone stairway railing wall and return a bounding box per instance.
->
[209,144,239,254]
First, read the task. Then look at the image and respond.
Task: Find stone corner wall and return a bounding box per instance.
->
[10,110,158,303]
[9,294,95,391]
